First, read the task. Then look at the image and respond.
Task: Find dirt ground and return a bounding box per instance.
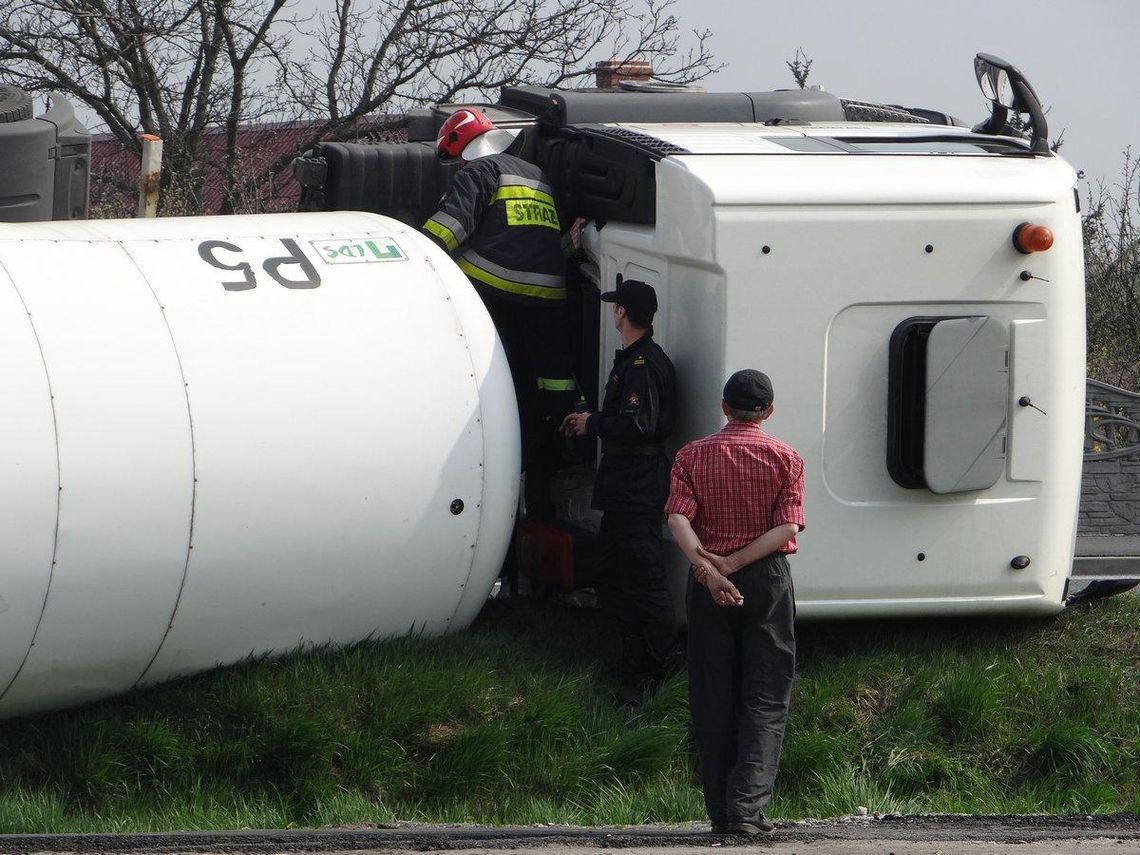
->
[3,815,1140,855]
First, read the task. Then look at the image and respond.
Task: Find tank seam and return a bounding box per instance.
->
[120,243,199,689]
[0,256,64,704]
[422,247,490,631]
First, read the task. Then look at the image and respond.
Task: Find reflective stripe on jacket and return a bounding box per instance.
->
[423,153,566,303]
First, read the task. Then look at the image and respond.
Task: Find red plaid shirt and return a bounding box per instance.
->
[665,420,805,555]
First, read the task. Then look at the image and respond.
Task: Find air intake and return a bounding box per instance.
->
[0,86,90,223]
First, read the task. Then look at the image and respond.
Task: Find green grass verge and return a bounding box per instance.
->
[1,595,1138,832]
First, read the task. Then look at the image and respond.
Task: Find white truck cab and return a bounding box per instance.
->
[297,53,1085,618]
[576,121,1083,617]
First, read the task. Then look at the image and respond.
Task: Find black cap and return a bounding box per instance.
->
[723,369,774,411]
[600,279,658,321]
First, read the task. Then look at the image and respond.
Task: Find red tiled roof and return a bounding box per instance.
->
[91,117,406,217]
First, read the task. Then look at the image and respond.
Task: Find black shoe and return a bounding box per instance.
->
[622,667,677,706]
[662,642,687,678]
[725,816,776,835]
[710,820,729,834]
[614,682,646,708]
[602,660,642,685]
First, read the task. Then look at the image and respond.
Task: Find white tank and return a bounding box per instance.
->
[0,211,519,718]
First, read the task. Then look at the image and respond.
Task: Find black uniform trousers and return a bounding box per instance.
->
[597,510,676,680]
[687,552,796,826]
[477,287,576,521]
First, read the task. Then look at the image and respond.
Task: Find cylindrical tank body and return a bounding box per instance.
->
[0,211,519,718]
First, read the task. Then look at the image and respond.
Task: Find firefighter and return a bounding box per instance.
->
[423,108,576,521]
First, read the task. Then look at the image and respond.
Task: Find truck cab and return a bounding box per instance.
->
[296,55,1087,617]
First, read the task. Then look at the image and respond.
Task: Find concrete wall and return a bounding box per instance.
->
[1080,457,1140,535]
[1079,381,1140,536]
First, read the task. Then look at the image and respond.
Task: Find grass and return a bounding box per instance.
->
[0,594,1138,832]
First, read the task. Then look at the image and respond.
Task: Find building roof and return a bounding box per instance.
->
[91,117,405,217]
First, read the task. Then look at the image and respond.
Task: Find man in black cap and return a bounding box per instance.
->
[665,369,805,836]
[560,279,678,703]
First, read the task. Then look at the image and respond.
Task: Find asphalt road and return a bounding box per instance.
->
[3,815,1140,855]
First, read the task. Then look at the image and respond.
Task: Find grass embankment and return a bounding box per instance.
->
[1,595,1138,832]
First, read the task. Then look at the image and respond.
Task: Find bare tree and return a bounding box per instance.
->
[785,46,811,89]
[0,0,296,211]
[1085,149,1140,389]
[0,0,717,214]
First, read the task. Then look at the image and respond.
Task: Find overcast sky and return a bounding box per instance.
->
[46,0,1136,193]
[671,0,1138,191]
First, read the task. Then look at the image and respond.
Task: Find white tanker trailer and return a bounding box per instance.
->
[0,211,520,718]
[0,54,1087,717]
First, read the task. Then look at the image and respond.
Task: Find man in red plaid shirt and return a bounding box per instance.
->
[665,369,805,836]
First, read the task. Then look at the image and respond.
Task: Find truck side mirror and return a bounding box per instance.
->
[973,52,1051,155]
[974,55,1015,109]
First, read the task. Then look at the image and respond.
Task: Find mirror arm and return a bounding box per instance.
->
[980,102,1009,136]
[1012,79,1051,155]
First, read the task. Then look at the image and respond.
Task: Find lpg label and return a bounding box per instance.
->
[310,237,408,264]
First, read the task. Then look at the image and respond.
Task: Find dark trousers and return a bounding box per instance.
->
[478,289,576,521]
[597,511,677,679]
[687,552,796,825]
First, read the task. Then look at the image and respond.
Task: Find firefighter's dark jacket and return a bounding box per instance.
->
[587,330,676,514]
[423,153,565,304]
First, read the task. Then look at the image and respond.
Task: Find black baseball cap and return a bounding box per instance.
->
[600,279,658,319]
[723,369,774,411]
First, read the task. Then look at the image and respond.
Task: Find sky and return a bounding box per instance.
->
[41,0,1137,194]
[670,0,1139,192]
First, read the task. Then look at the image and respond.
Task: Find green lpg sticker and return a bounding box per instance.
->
[311,237,408,264]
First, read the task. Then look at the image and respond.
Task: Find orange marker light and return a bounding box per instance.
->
[1013,222,1054,254]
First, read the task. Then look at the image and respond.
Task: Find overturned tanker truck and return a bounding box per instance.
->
[0,54,1084,717]
[297,53,1088,619]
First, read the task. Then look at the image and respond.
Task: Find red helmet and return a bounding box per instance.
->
[436,108,520,162]
[436,109,495,161]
